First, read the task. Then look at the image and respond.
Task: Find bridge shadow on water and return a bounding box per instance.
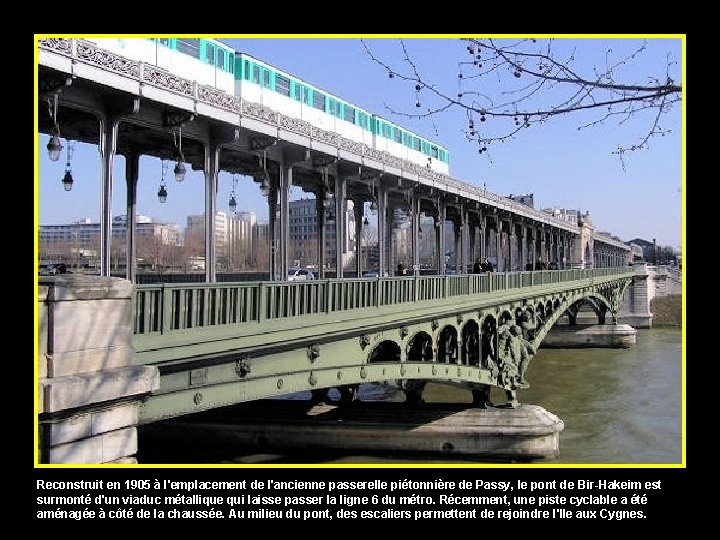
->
[137,382,546,465]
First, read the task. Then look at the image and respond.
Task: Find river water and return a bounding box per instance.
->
[137,327,682,465]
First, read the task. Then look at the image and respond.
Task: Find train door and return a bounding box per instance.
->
[203,41,217,87]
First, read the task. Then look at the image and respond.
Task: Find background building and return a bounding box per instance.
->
[288,198,356,269]
[508,193,535,208]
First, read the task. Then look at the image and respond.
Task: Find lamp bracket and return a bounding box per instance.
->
[312,155,337,169]
[250,136,277,151]
[39,75,71,95]
[163,110,195,128]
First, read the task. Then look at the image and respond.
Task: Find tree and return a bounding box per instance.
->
[363,38,682,169]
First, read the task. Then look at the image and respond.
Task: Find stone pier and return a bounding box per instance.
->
[541,324,637,348]
[618,262,653,328]
[37,276,158,464]
[138,401,564,462]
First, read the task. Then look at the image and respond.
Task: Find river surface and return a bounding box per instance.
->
[137,328,682,465]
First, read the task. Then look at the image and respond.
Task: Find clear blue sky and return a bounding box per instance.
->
[37,37,683,250]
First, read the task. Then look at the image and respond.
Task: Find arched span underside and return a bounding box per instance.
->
[138,277,632,423]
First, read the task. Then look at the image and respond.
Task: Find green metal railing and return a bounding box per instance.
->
[133,268,632,336]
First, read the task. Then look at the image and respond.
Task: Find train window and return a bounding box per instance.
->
[253,65,260,84]
[394,129,402,143]
[344,105,355,123]
[159,38,170,47]
[275,75,290,96]
[228,54,234,74]
[217,48,225,70]
[262,69,271,88]
[413,137,421,151]
[431,146,439,158]
[312,91,325,110]
[327,98,336,115]
[177,38,200,59]
[204,43,216,65]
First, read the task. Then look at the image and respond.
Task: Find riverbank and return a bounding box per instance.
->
[650,294,682,327]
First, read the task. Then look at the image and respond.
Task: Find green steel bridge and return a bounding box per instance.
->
[36,38,638,463]
[132,267,633,423]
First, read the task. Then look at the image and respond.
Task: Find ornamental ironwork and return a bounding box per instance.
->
[311,126,339,146]
[197,85,241,112]
[364,147,384,162]
[143,64,194,96]
[242,101,278,124]
[278,115,312,136]
[76,41,140,78]
[38,38,72,54]
[338,137,363,154]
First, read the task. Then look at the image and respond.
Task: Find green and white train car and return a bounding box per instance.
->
[86,37,451,174]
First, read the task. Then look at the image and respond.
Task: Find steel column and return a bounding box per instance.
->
[98,115,119,277]
[335,176,346,278]
[204,143,220,283]
[124,151,139,282]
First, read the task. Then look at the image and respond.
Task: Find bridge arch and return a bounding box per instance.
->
[461,319,480,366]
[530,284,624,346]
[571,296,609,324]
[480,314,497,369]
[437,326,459,364]
[406,331,434,362]
[368,340,401,363]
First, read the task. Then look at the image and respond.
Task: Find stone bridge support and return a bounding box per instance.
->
[38,276,158,464]
[618,262,653,328]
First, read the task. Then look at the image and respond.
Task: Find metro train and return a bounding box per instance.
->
[86,38,451,174]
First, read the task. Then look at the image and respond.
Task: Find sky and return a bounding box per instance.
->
[37,37,683,250]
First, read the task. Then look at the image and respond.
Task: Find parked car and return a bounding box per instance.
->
[362,271,380,278]
[287,268,315,281]
[40,263,71,275]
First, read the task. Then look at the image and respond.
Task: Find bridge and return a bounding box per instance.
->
[36,38,643,464]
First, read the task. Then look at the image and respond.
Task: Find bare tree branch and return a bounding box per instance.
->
[362,38,682,163]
